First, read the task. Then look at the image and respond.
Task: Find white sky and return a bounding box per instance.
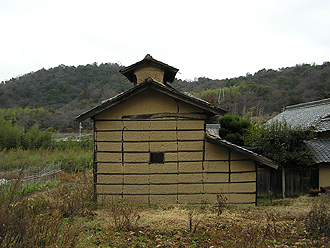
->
[1,0,330,82]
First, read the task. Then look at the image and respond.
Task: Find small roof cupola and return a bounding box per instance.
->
[119,54,179,86]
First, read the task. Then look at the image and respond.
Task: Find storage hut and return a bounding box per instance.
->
[76,55,278,206]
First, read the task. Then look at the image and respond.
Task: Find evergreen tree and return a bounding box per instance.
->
[219,115,252,146]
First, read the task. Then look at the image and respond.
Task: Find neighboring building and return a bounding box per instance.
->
[268,98,330,188]
[76,55,278,206]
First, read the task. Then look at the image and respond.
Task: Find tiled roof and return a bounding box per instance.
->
[206,131,279,169]
[267,98,330,131]
[76,80,227,122]
[206,124,220,138]
[315,117,330,132]
[305,138,330,163]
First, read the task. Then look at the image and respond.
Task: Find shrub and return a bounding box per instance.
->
[105,199,140,231]
[305,192,330,238]
[0,173,95,247]
[0,119,54,150]
[244,120,315,170]
[219,115,252,146]
[53,174,95,218]
[0,119,24,150]
[216,193,228,216]
[24,125,53,149]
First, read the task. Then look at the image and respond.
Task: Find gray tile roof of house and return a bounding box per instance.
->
[315,117,330,132]
[267,98,330,131]
[305,138,330,163]
[206,124,220,138]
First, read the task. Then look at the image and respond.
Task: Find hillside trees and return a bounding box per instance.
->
[176,62,330,116]
[0,61,330,131]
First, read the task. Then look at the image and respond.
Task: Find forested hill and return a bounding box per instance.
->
[0,61,330,132]
[172,62,330,117]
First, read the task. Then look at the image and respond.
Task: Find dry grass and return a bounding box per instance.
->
[1,174,329,247]
[89,195,329,247]
[0,172,95,247]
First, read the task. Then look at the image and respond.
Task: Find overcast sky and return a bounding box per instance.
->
[1,0,330,83]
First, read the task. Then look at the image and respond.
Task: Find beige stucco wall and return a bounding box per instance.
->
[134,66,165,85]
[93,88,257,206]
[95,89,204,120]
[319,164,330,187]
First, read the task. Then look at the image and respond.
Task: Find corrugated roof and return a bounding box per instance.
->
[267,98,330,131]
[305,138,330,163]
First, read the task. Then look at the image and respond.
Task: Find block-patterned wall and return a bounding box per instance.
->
[94,89,257,205]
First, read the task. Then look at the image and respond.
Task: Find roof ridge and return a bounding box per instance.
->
[285,98,330,110]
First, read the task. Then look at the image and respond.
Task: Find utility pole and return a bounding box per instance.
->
[282,165,285,199]
[79,122,83,140]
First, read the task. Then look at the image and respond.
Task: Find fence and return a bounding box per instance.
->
[0,163,62,192]
[257,166,318,198]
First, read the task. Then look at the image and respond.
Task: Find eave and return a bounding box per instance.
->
[76,80,227,122]
[205,133,279,169]
[119,56,179,84]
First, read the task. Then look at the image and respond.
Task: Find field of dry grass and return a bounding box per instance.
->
[1,172,329,247]
[91,195,328,248]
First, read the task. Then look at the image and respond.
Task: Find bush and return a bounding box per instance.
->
[0,119,24,150]
[0,119,54,150]
[244,120,315,170]
[219,115,252,146]
[53,149,93,172]
[24,125,53,149]
[0,173,95,247]
[53,174,95,218]
[305,192,330,238]
[105,199,140,231]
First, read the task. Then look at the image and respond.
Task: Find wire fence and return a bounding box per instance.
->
[0,163,62,192]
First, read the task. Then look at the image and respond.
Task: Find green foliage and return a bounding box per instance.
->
[25,125,53,149]
[219,115,252,146]
[0,119,53,150]
[0,119,24,150]
[1,147,93,173]
[53,149,93,173]
[0,127,93,172]
[244,121,315,170]
[0,61,329,132]
[15,179,58,196]
[0,106,61,131]
[173,62,330,116]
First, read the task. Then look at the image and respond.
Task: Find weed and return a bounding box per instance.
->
[305,191,330,238]
[187,209,203,234]
[105,199,141,231]
[216,193,228,215]
[53,173,95,218]
[14,179,58,196]
[0,172,95,247]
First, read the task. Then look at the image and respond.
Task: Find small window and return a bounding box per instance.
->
[150,152,164,164]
